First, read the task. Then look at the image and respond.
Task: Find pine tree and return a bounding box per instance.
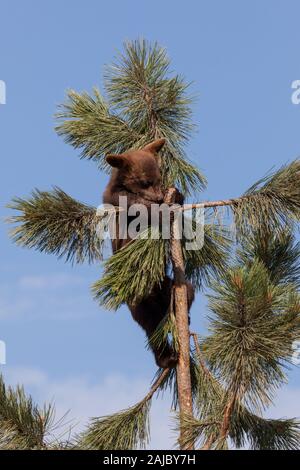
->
[6,39,300,450]
[0,375,56,449]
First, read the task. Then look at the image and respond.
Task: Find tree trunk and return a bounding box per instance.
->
[165,188,194,450]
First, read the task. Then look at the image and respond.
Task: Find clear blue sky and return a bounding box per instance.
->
[0,0,299,448]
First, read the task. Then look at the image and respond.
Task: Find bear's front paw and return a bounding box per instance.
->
[155,350,178,369]
[174,188,184,205]
[164,187,184,206]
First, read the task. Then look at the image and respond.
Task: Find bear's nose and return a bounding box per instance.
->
[145,187,164,203]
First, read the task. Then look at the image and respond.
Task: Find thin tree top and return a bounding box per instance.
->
[55,39,206,195]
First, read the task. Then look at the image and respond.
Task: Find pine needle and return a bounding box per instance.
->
[233,160,300,236]
[55,39,206,195]
[203,261,300,411]
[0,375,55,449]
[92,227,168,308]
[78,400,150,450]
[8,187,104,264]
[55,88,139,169]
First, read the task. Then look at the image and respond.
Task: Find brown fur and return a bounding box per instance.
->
[103,139,194,368]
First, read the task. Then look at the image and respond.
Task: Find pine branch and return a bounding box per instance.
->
[183,222,231,290]
[92,227,168,309]
[55,88,140,168]
[0,375,54,450]
[179,409,300,450]
[8,187,105,264]
[208,226,300,448]
[92,228,167,309]
[233,160,300,236]
[182,160,300,235]
[230,406,300,450]
[56,40,206,195]
[176,414,220,450]
[237,228,300,288]
[190,335,225,449]
[184,340,300,450]
[93,216,231,310]
[78,401,150,450]
[105,40,194,141]
[191,333,211,378]
[202,260,300,411]
[78,369,169,450]
[218,390,238,442]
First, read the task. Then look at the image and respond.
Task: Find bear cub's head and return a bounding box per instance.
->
[106,138,165,203]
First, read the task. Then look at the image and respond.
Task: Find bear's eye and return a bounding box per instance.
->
[140,180,152,189]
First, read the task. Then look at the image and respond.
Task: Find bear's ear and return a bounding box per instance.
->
[143,138,166,155]
[106,154,128,169]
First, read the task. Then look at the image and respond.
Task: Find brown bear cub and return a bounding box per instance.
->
[103,138,194,368]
